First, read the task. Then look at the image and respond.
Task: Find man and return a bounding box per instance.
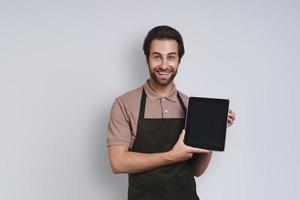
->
[107,25,236,200]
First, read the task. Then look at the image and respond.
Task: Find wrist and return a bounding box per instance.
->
[163,150,175,164]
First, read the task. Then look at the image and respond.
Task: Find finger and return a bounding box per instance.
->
[228,114,234,121]
[231,110,236,118]
[228,112,235,121]
[189,147,210,154]
[230,113,235,121]
[231,115,235,121]
[227,120,232,126]
[178,129,185,142]
[229,109,236,116]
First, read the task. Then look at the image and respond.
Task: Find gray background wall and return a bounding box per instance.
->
[1,0,299,199]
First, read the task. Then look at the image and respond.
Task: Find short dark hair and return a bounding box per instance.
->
[143,25,185,63]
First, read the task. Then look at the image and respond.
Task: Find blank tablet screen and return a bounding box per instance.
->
[184,97,229,151]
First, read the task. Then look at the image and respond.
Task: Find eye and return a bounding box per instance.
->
[168,55,176,61]
[153,55,161,60]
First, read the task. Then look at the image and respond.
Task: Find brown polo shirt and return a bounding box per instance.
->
[107,80,189,149]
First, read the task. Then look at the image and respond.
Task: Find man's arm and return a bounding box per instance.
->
[108,130,209,174]
[108,146,173,174]
[193,151,212,177]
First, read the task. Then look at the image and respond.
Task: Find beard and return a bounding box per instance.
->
[149,67,178,86]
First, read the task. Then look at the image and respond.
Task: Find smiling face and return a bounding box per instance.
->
[148,39,180,86]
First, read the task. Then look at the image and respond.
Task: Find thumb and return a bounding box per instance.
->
[178,129,185,142]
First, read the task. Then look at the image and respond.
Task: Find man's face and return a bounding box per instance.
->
[148,39,180,86]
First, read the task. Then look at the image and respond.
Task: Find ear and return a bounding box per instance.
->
[145,56,149,64]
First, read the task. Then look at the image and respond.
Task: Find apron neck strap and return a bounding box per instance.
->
[177,92,187,115]
[138,88,147,120]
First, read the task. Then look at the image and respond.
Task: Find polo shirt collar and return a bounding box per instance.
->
[143,79,177,102]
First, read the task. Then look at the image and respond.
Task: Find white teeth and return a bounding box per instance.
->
[158,71,170,75]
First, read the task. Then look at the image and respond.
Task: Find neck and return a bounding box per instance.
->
[148,79,174,97]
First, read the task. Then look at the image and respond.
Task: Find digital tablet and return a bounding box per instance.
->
[184,97,229,151]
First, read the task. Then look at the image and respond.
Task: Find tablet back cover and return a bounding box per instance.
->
[184,97,229,151]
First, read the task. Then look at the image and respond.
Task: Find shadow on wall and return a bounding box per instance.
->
[93,41,148,199]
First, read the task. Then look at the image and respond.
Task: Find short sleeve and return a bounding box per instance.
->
[107,97,132,148]
[178,91,189,108]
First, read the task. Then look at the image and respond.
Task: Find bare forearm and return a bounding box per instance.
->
[109,148,175,174]
[193,151,212,177]
[123,152,173,173]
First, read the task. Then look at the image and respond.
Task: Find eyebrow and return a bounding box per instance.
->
[151,52,178,55]
[152,52,161,55]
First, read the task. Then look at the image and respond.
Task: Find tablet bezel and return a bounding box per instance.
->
[184,97,229,151]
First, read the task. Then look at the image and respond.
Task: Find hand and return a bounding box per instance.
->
[227,108,236,127]
[168,130,210,162]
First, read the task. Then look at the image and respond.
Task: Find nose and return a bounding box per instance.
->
[160,58,168,70]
